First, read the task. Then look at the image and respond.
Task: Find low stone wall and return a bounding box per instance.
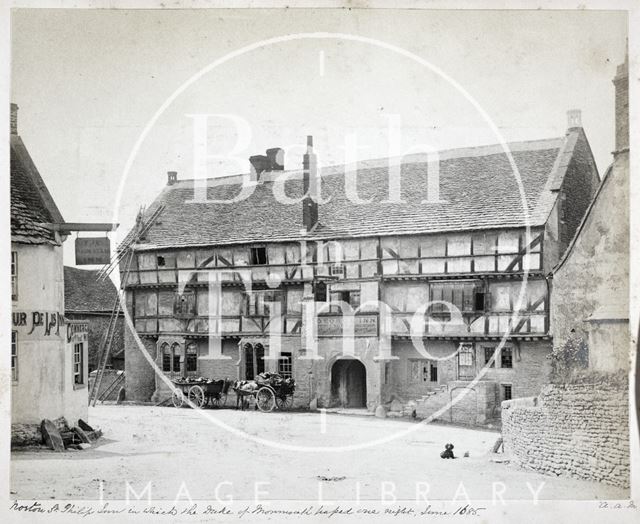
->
[501,381,629,488]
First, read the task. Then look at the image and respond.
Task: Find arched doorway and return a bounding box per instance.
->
[330,359,367,408]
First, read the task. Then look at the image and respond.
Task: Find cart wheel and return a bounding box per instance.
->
[171,389,184,408]
[256,387,276,412]
[276,394,293,411]
[210,395,222,408]
[188,385,206,408]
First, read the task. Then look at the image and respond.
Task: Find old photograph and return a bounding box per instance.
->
[2,3,637,523]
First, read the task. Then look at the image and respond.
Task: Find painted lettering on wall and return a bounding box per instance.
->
[12,311,65,337]
[317,315,378,337]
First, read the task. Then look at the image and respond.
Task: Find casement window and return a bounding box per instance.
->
[458,345,474,366]
[278,352,293,379]
[410,360,430,383]
[314,281,327,302]
[244,343,265,380]
[11,251,17,300]
[162,346,172,372]
[250,246,268,265]
[502,383,513,401]
[161,343,182,376]
[73,343,84,385]
[330,290,361,310]
[430,282,480,317]
[501,347,513,368]
[410,360,438,383]
[484,347,496,368]
[185,343,198,374]
[457,343,475,380]
[330,264,345,277]
[11,331,17,381]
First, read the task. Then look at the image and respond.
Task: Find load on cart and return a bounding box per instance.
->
[171,376,232,409]
[233,372,295,412]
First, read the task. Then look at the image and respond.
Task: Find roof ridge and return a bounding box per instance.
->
[167,135,565,188]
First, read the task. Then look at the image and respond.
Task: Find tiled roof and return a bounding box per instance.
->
[10,135,64,245]
[129,134,578,251]
[64,266,118,313]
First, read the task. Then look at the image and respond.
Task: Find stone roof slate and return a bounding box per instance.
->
[64,266,118,313]
[128,134,578,251]
[10,135,63,245]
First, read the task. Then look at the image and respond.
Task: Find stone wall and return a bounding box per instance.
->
[124,326,158,402]
[386,339,551,415]
[551,158,629,355]
[501,380,629,488]
[415,380,497,425]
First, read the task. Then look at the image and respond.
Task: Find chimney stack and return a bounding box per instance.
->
[10,103,18,135]
[613,55,629,153]
[567,109,582,130]
[167,171,178,185]
[266,147,285,171]
[302,135,318,232]
[249,155,269,181]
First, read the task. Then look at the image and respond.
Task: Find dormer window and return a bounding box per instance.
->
[250,246,268,265]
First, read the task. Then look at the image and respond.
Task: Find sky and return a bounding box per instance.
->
[10,8,627,268]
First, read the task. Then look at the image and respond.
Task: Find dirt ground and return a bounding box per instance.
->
[10,405,627,502]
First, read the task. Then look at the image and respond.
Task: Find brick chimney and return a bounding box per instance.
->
[249,155,269,181]
[302,136,318,232]
[167,171,178,185]
[266,147,285,171]
[10,103,18,135]
[613,55,629,153]
[567,109,582,130]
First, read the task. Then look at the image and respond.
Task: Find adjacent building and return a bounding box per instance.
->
[10,103,89,441]
[551,57,630,372]
[121,110,600,423]
[501,58,630,488]
[64,266,125,372]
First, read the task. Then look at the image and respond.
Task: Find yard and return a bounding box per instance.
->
[10,405,626,502]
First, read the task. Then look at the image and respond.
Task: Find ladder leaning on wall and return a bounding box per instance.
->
[88,204,165,407]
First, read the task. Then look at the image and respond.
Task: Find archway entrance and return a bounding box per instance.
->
[330,359,367,408]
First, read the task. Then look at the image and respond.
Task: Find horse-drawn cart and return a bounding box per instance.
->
[233,373,295,412]
[171,377,231,408]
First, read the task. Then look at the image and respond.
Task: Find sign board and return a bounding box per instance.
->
[317,315,378,337]
[75,237,111,265]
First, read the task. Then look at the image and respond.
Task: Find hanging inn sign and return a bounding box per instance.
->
[75,237,111,265]
[48,222,119,265]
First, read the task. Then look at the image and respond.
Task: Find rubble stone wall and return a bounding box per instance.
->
[501,381,629,488]
[416,380,496,425]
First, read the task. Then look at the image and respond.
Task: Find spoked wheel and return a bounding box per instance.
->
[275,394,293,411]
[210,394,222,409]
[256,387,276,412]
[188,385,206,408]
[171,389,185,408]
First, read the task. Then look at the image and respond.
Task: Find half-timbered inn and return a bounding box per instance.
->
[121,111,600,424]
[10,103,89,444]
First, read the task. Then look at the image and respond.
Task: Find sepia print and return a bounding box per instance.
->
[2,3,637,523]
